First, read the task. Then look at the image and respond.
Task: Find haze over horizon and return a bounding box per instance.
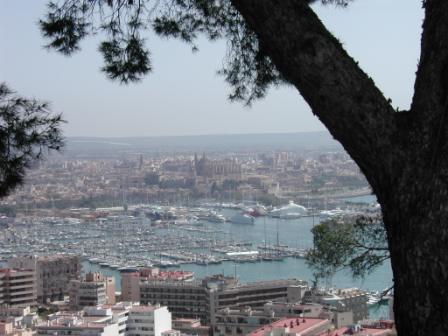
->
[1,0,423,137]
[63,131,342,155]
[67,129,331,138]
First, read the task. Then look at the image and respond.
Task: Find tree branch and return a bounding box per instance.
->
[411,0,448,118]
[353,241,389,252]
[231,0,399,192]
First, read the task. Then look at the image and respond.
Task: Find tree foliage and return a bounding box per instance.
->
[306,215,389,280]
[0,83,64,198]
[40,0,347,103]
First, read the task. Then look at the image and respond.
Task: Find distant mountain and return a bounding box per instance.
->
[64,131,342,157]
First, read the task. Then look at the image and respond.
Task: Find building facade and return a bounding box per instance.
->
[140,280,208,322]
[303,288,368,323]
[0,269,36,307]
[36,303,171,336]
[69,272,115,309]
[121,268,194,303]
[140,275,306,326]
[9,255,81,303]
[127,305,172,336]
[83,303,134,336]
[36,315,119,336]
[194,154,242,179]
[120,271,141,302]
[171,318,210,336]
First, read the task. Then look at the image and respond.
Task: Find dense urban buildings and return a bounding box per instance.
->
[0,256,392,336]
[140,274,307,325]
[213,302,354,336]
[0,146,369,213]
[247,317,332,336]
[303,288,369,323]
[35,302,173,336]
[8,255,81,303]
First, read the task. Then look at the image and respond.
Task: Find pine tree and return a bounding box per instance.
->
[0,83,64,197]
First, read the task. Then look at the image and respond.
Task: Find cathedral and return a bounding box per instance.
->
[193,153,242,179]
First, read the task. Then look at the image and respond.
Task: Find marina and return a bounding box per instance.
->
[0,206,313,268]
[0,198,391,318]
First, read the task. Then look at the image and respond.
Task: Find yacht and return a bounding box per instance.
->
[230,213,255,225]
[269,201,308,219]
[367,291,381,306]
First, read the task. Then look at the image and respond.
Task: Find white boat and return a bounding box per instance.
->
[230,213,255,225]
[270,201,308,219]
[197,211,226,223]
[367,291,381,305]
[319,208,361,219]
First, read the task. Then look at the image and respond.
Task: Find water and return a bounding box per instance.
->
[343,194,378,204]
[84,212,392,288]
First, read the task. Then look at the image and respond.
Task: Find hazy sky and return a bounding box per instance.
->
[1,1,423,137]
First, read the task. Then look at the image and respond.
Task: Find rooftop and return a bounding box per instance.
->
[248,317,329,336]
[0,268,34,274]
[226,278,304,290]
[142,270,194,281]
[130,305,159,313]
[324,327,392,336]
[320,321,395,336]
[37,254,79,261]
[39,315,109,330]
[38,323,108,330]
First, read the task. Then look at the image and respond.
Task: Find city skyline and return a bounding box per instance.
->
[1,0,423,137]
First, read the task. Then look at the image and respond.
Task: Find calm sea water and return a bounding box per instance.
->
[84,195,391,318]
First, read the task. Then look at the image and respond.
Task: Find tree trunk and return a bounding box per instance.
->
[231,1,448,335]
[380,174,448,335]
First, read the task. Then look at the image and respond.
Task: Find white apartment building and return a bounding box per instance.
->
[83,302,136,335]
[36,303,171,336]
[319,288,368,323]
[127,305,172,336]
[36,314,119,336]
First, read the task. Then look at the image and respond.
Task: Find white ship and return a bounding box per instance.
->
[230,213,255,225]
[269,201,308,219]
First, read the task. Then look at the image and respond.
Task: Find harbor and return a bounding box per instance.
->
[0,200,376,269]
[1,197,392,318]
